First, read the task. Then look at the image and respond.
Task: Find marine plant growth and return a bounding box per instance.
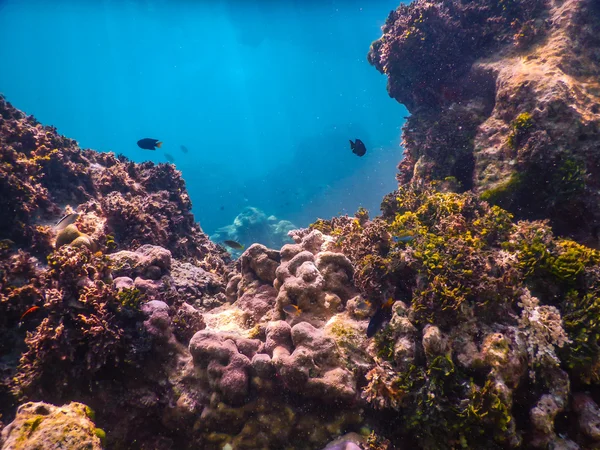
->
[311,182,600,448]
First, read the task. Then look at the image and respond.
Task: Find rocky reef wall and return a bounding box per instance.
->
[368,0,600,246]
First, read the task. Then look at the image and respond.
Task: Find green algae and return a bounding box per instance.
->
[24,416,43,437]
[116,287,145,310]
[93,428,106,445]
[373,325,395,361]
[84,405,96,421]
[480,173,523,209]
[507,112,534,149]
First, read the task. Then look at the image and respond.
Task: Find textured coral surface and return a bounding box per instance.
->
[1,402,103,450]
[369,0,600,246]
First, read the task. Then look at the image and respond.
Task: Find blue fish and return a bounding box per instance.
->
[392,235,414,243]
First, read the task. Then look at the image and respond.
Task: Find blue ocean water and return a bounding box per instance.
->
[0,0,406,238]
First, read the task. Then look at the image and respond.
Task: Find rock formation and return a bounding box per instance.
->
[368,0,600,246]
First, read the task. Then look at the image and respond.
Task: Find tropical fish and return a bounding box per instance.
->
[180,145,189,154]
[137,138,162,150]
[366,298,395,338]
[349,139,366,157]
[283,304,302,315]
[19,305,40,325]
[55,212,80,231]
[392,235,415,243]
[164,153,175,163]
[223,240,245,250]
[354,298,371,313]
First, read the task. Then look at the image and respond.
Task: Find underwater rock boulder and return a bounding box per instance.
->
[274,230,358,328]
[0,401,104,450]
[189,330,254,405]
[141,300,174,344]
[274,322,356,402]
[108,245,171,279]
[573,393,600,442]
[211,206,296,253]
[235,284,277,323]
[240,243,280,286]
[170,260,224,307]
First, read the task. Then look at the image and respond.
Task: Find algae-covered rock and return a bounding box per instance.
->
[0,401,104,450]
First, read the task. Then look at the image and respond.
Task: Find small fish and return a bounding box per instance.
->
[220,206,225,211]
[180,145,189,154]
[19,305,40,325]
[366,298,395,338]
[392,235,415,243]
[164,153,175,163]
[223,240,245,250]
[55,212,80,231]
[283,304,302,315]
[349,139,366,157]
[137,138,162,150]
[354,298,371,312]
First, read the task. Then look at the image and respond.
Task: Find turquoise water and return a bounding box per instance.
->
[0,0,406,236]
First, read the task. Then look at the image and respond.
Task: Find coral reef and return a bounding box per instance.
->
[305,184,600,449]
[368,0,600,246]
[211,206,296,256]
[2,0,600,446]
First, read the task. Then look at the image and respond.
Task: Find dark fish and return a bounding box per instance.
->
[55,212,80,231]
[164,153,175,163]
[223,240,245,250]
[180,145,189,154]
[366,298,394,338]
[349,139,366,157]
[283,304,302,315]
[137,138,162,150]
[220,206,225,211]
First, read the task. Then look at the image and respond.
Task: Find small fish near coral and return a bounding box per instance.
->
[137,138,162,150]
[349,139,366,157]
[18,305,41,328]
[366,298,394,338]
[354,298,372,313]
[222,240,245,251]
[282,304,302,316]
[54,212,80,231]
[392,235,414,243]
